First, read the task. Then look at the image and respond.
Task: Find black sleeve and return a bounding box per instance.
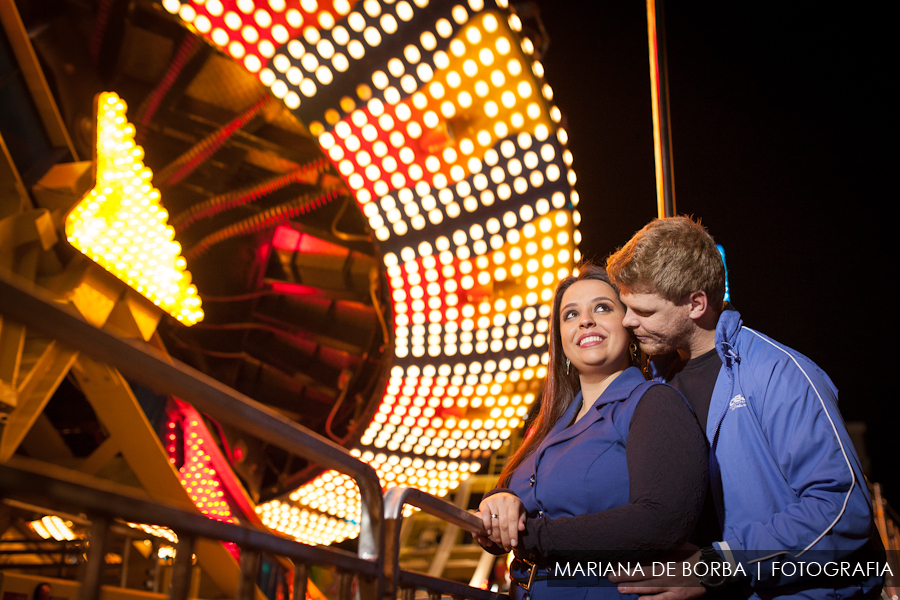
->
[518,384,709,561]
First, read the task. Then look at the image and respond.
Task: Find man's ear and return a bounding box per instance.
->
[687,290,710,321]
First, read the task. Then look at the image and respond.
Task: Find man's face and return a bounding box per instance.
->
[619,291,694,356]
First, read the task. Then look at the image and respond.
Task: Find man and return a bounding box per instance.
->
[605,217,882,600]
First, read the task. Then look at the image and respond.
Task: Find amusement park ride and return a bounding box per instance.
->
[1,0,898,598]
[0,0,586,596]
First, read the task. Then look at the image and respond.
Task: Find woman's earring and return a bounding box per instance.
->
[629,342,639,364]
[566,358,570,374]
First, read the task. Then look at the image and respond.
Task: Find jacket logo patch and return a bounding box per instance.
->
[729,395,747,410]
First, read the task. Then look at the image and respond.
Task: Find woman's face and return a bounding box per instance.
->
[558,279,631,378]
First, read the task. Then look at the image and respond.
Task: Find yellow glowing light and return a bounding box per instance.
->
[66,92,204,325]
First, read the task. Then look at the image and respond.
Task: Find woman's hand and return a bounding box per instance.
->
[476,492,526,552]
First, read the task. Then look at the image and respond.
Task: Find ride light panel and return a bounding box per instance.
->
[65,92,204,325]
[164,0,582,545]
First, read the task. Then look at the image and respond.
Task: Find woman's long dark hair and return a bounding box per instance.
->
[497,262,625,487]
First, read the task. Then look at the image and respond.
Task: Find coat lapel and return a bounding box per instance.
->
[540,367,645,450]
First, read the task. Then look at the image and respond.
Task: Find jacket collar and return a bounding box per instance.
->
[648,306,744,379]
[714,305,743,369]
[544,367,647,447]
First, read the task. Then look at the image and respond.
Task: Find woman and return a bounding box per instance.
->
[476,262,708,599]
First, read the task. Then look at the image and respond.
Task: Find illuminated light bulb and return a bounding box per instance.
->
[362,0,380,17]
[364,26,382,47]
[404,44,421,64]
[244,54,262,73]
[331,26,350,45]
[423,111,439,128]
[420,30,437,50]
[241,24,259,43]
[286,66,302,85]
[388,57,405,77]
[478,47,494,66]
[347,11,365,31]
[178,4,196,22]
[253,8,272,27]
[224,11,241,29]
[163,0,181,14]
[315,38,335,59]
[416,62,434,82]
[397,1,414,21]
[318,11,335,29]
[286,8,303,26]
[380,13,398,34]
[332,53,350,72]
[300,52,319,71]
[546,164,560,182]
[194,14,211,32]
[435,18,453,38]
[449,39,466,57]
[348,39,365,59]
[440,101,457,119]
[315,65,334,85]
[397,74,415,93]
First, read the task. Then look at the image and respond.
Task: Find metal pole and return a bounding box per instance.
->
[237,549,260,600]
[80,516,109,600]
[647,0,676,218]
[291,562,308,600]
[170,535,196,600]
[120,535,131,588]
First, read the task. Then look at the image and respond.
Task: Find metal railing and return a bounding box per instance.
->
[0,460,376,600]
[0,273,384,565]
[384,487,508,600]
[0,271,509,600]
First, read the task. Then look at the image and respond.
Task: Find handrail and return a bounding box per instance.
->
[384,486,486,532]
[0,460,376,600]
[0,460,376,575]
[383,486,508,600]
[0,272,383,565]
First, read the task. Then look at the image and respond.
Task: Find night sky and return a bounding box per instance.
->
[530,2,895,496]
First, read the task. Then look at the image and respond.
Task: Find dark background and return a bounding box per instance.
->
[530,2,895,496]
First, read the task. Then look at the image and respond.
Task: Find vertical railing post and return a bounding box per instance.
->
[170,534,196,600]
[238,549,260,600]
[336,571,354,600]
[119,533,131,588]
[291,562,308,600]
[382,515,401,599]
[79,515,109,600]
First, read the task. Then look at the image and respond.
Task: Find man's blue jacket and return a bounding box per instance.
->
[652,309,883,598]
